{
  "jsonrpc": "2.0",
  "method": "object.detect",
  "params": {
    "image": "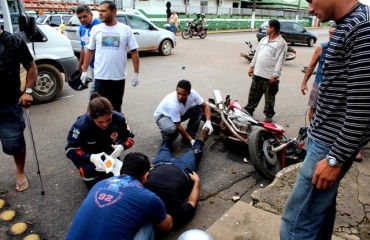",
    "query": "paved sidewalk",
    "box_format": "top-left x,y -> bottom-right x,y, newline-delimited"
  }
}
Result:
207,201 -> 344,240
206,148 -> 370,240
